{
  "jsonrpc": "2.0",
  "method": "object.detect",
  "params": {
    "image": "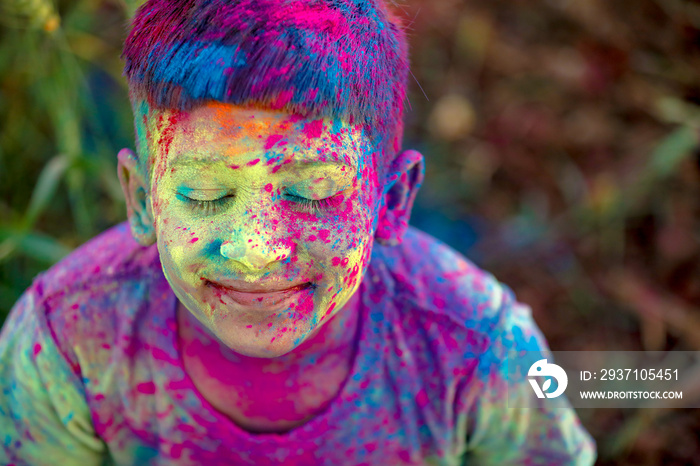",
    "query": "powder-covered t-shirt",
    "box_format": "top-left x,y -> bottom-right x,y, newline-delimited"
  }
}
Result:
0,222 -> 595,465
